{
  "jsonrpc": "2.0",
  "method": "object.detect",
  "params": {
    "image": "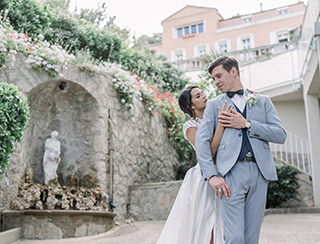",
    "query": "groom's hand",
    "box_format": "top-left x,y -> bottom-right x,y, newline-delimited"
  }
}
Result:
209,176 -> 231,200
218,109 -> 247,129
